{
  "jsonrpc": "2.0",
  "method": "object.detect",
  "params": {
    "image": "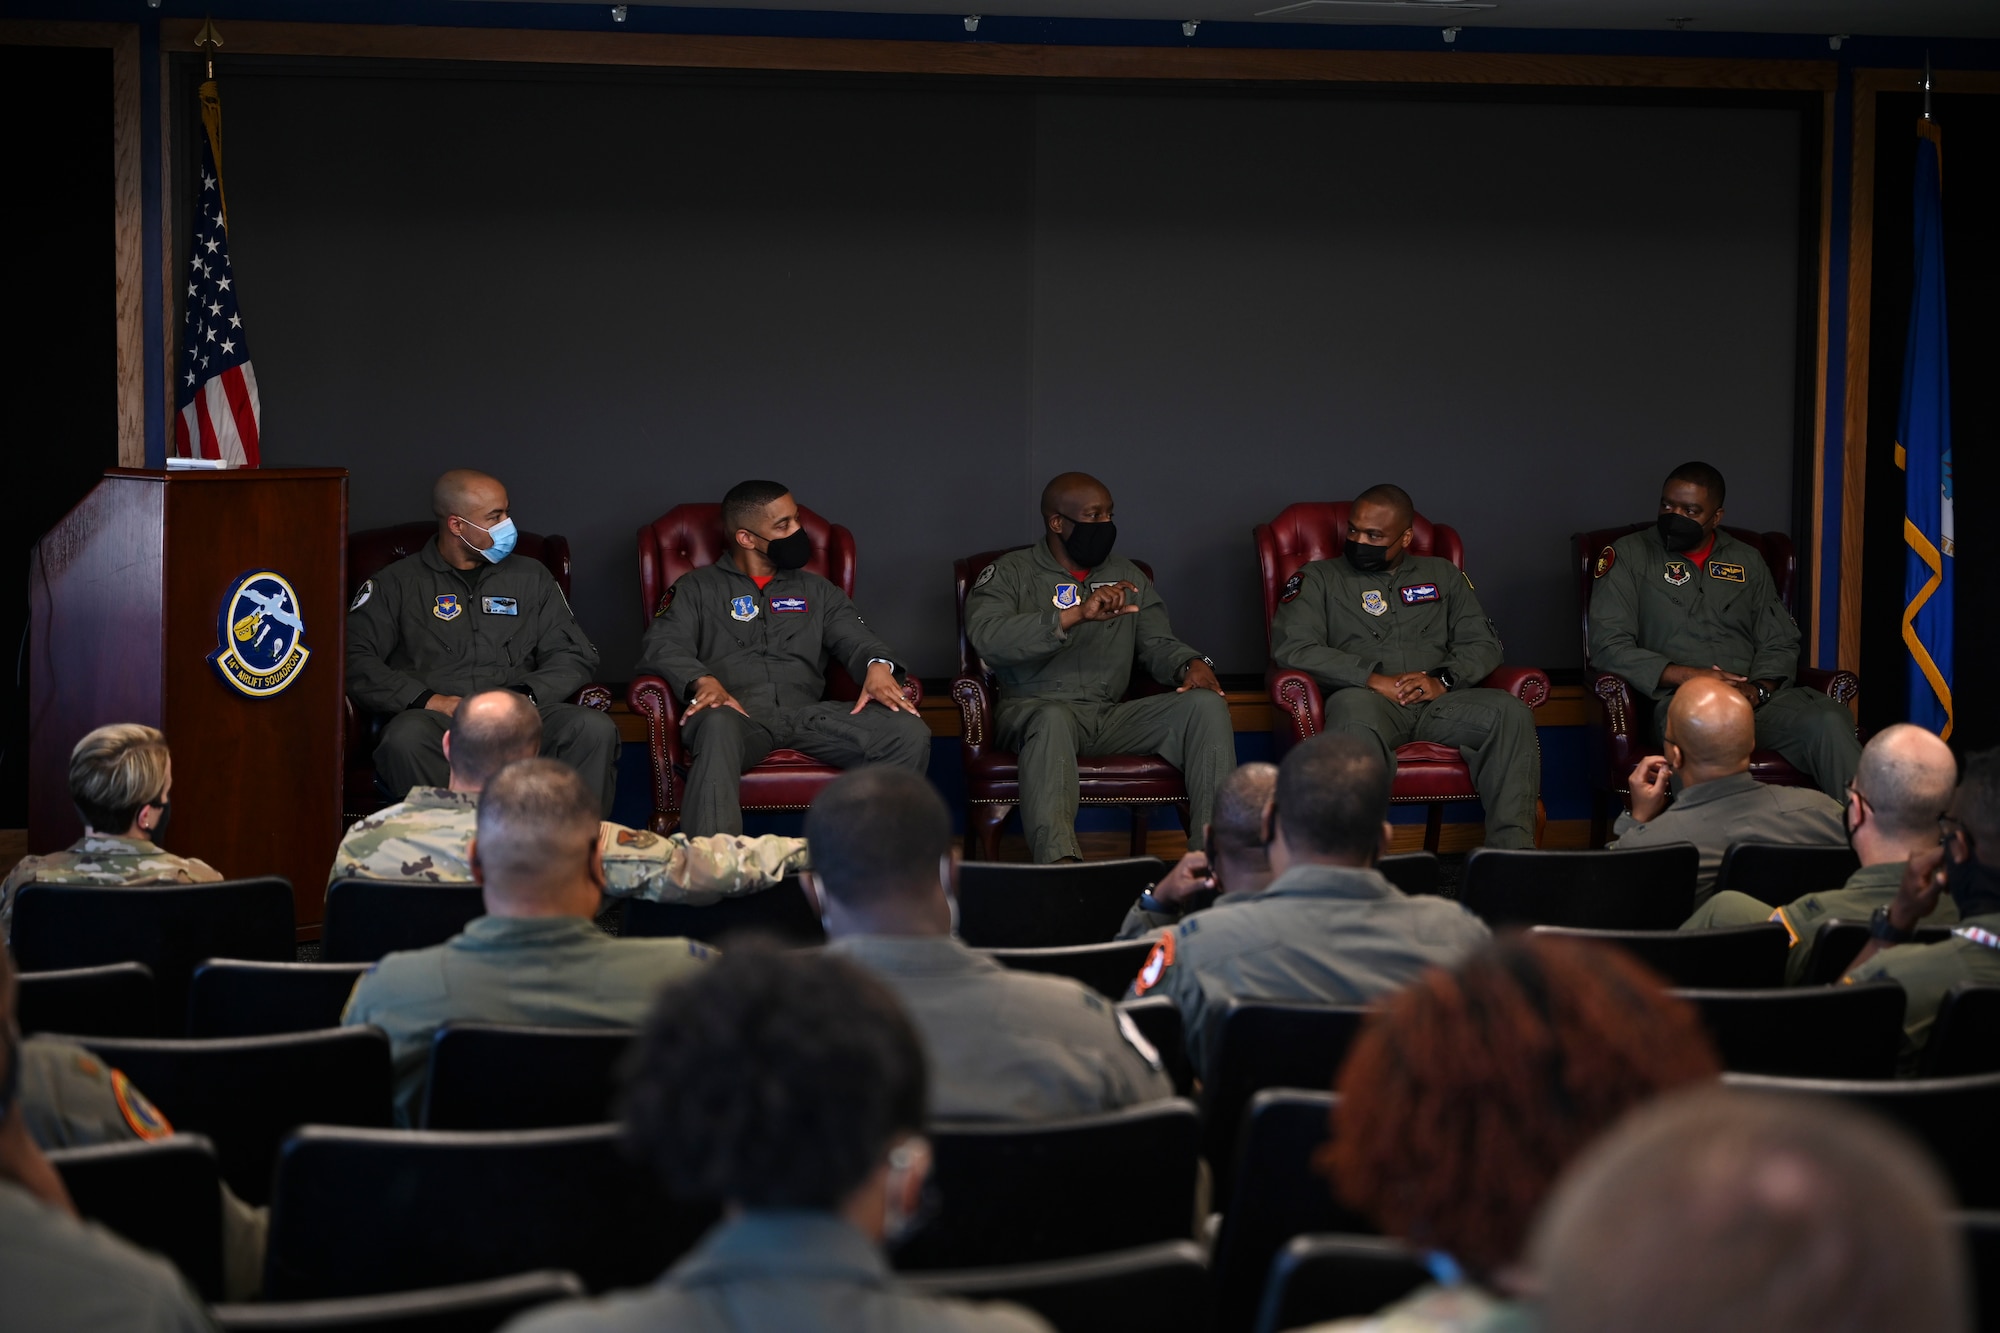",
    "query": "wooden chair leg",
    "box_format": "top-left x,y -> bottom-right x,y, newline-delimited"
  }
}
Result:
1533,799 -> 1547,849
1424,805 -> 1444,853
970,803 -> 1013,860
1130,807 -> 1151,857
